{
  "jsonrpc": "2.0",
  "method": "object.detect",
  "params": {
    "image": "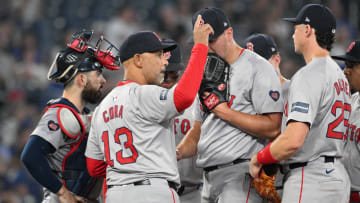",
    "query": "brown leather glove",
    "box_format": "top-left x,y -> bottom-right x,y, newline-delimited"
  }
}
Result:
253,166 -> 281,203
